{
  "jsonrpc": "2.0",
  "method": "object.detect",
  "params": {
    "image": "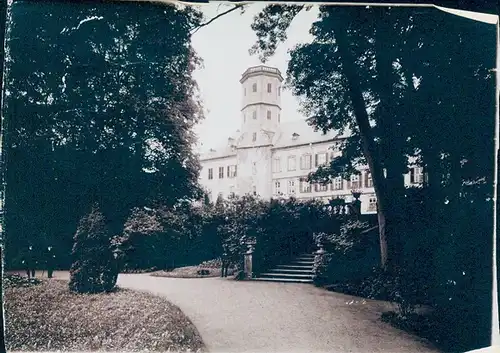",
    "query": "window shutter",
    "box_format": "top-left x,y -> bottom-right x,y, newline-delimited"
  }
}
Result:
410,168 -> 415,183
315,154 -> 319,167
